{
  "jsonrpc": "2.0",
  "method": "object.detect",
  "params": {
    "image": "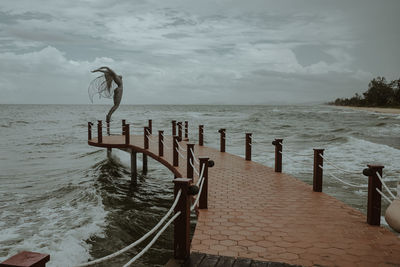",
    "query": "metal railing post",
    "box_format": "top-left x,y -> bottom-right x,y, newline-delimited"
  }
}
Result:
177,122 -> 183,141
173,136 -> 179,166
272,139 -> 283,172
363,165 -> 384,226
187,144 -> 195,180
172,120 -> 176,136
122,119 -> 126,135
173,178 -> 191,260
107,121 -> 110,136
199,125 -> 204,146
245,133 -> 252,161
313,149 -> 324,192
148,119 -> 152,134
158,130 -> 164,157
144,126 -> 149,149
219,129 -> 226,152
97,120 -> 103,143
124,124 -> 130,145
184,121 -> 189,140
199,157 -> 209,209
88,122 -> 93,141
